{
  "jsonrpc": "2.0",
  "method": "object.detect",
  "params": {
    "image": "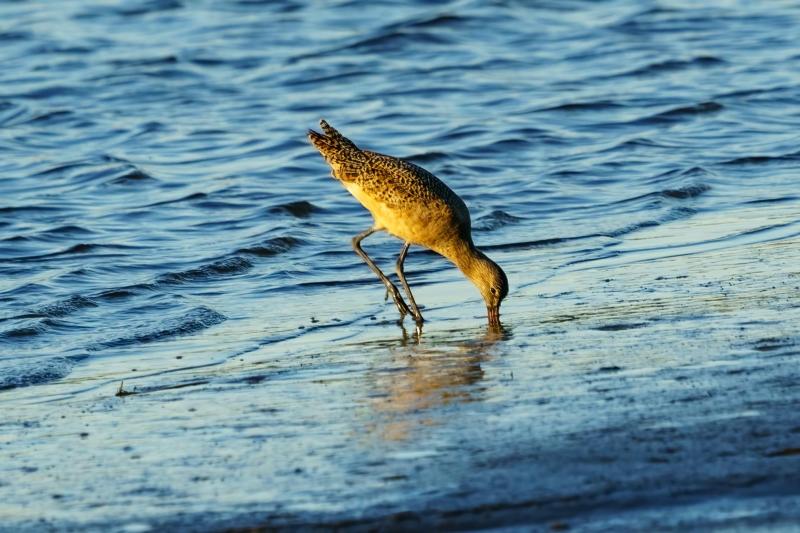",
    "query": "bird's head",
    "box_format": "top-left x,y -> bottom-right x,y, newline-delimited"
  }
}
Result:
465,250 -> 508,327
